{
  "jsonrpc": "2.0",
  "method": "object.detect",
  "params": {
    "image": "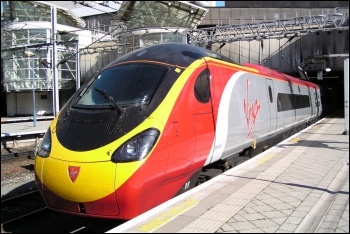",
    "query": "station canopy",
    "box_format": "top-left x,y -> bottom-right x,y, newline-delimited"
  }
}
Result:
113,1 -> 209,30
1,1 -> 85,28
